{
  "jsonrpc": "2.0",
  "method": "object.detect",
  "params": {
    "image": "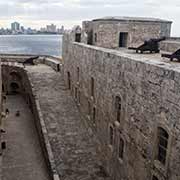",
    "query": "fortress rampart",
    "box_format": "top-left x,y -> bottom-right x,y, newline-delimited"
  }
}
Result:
62,17 -> 180,180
